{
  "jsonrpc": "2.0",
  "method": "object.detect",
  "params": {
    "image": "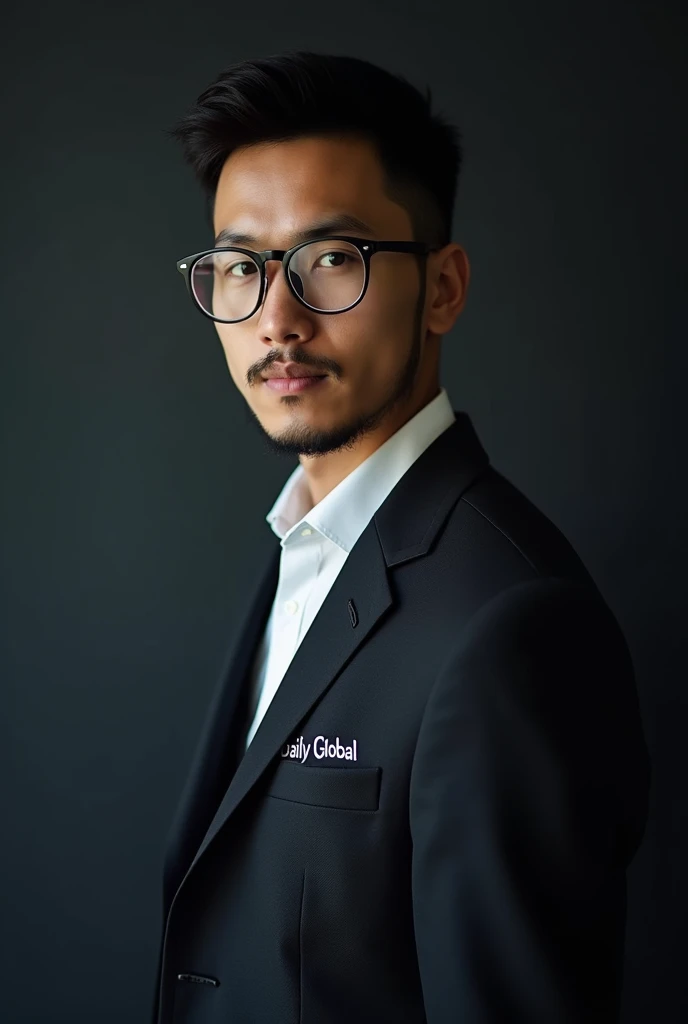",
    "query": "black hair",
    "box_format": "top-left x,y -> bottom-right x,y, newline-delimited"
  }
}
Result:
165,50 -> 463,249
